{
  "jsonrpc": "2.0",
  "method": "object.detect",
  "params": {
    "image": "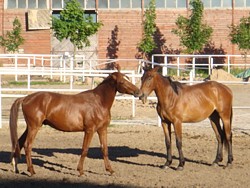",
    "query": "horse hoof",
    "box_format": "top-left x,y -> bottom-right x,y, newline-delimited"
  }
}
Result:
108,169 -> 115,175
161,165 -> 170,169
78,171 -> 84,177
176,166 -> 184,171
226,163 -> 233,169
211,162 -> 219,167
